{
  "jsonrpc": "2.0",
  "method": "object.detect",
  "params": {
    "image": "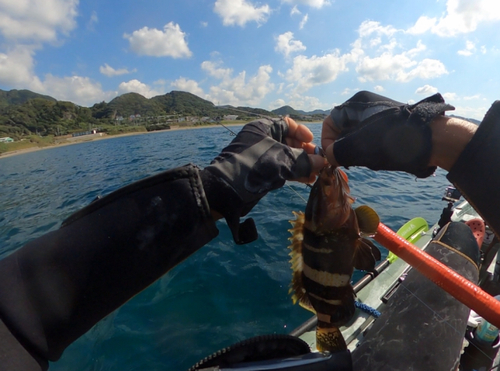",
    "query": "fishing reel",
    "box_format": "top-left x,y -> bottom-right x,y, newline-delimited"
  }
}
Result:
442,185 -> 462,203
